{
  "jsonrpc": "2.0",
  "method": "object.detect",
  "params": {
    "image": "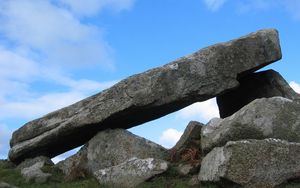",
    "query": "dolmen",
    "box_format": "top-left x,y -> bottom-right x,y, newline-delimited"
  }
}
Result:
10,28 -> 300,187
9,29 -> 281,163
